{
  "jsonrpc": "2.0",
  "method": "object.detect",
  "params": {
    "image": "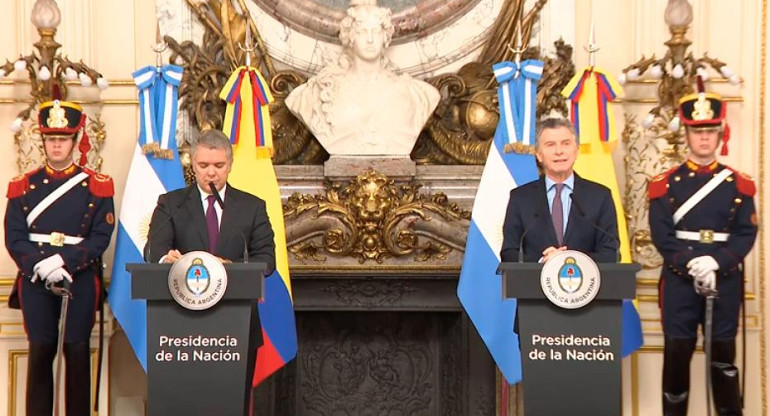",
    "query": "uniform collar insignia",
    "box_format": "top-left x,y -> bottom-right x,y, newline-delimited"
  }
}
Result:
44,162 -> 77,179
686,160 -> 718,174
